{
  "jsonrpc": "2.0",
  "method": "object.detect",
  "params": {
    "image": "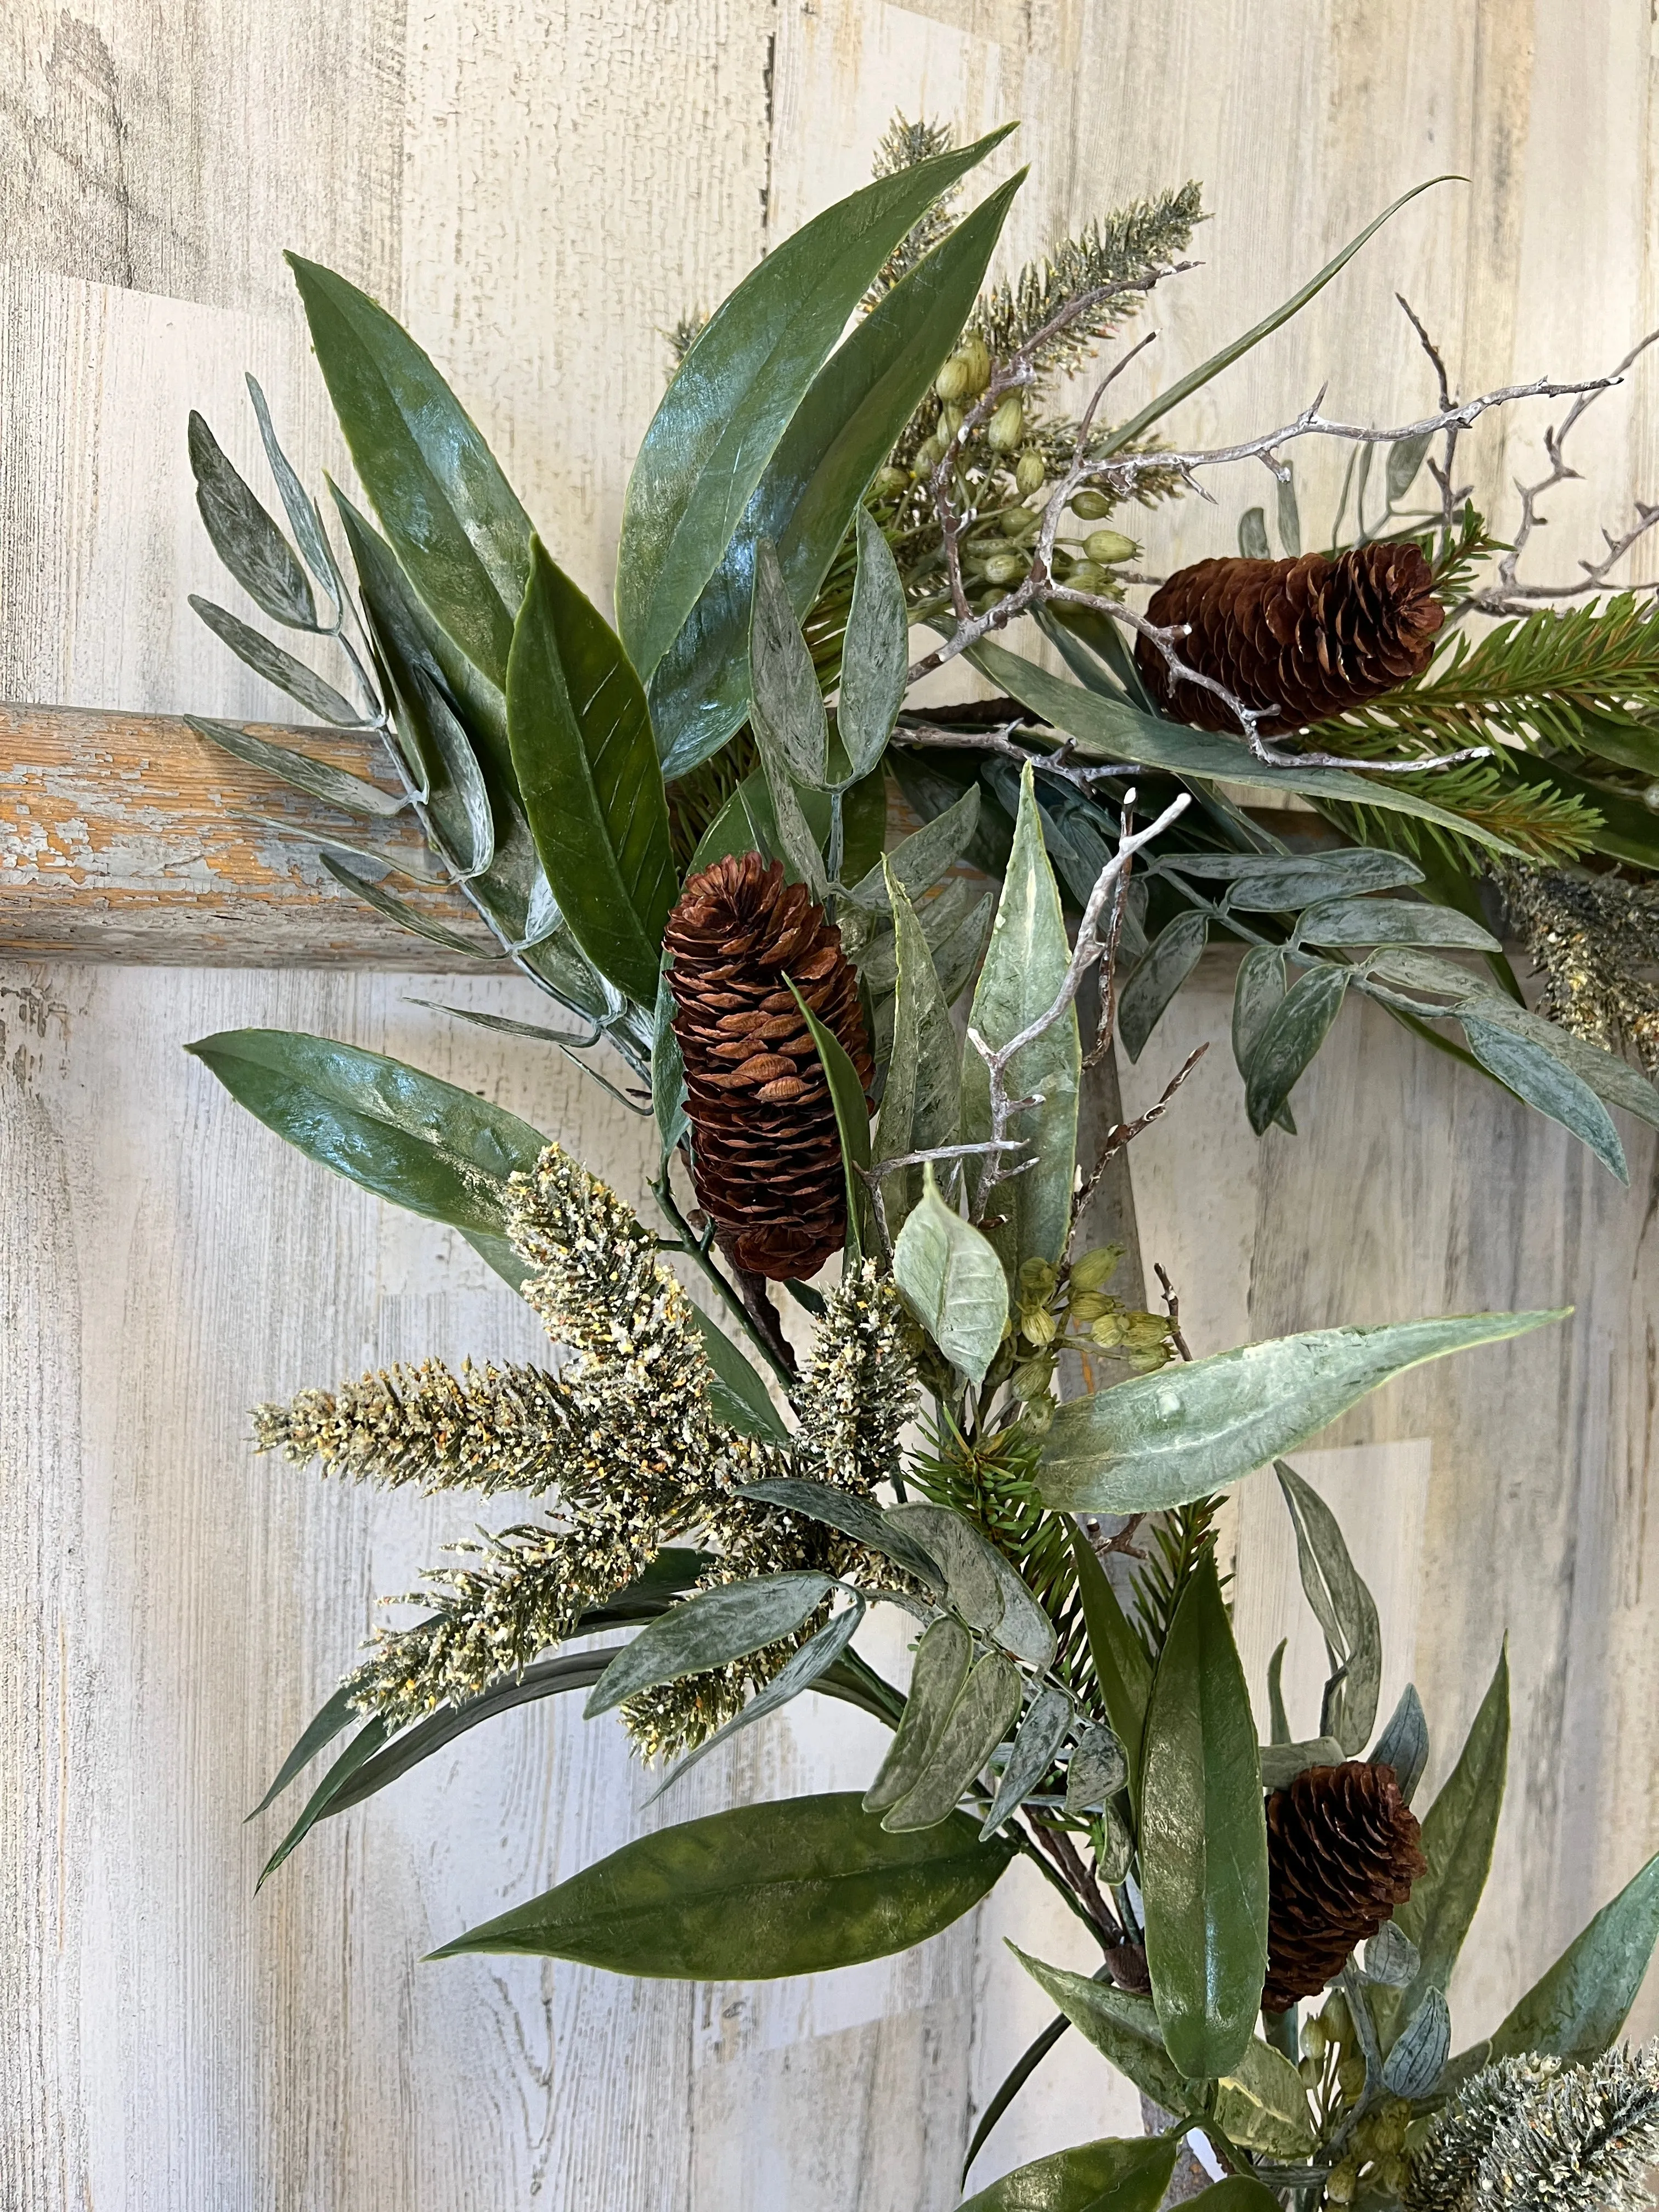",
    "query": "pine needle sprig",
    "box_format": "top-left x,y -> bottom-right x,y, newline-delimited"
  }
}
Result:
1407,2042 -> 1659,2212
1129,1497 -> 1223,1668
1314,754 -> 1604,871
